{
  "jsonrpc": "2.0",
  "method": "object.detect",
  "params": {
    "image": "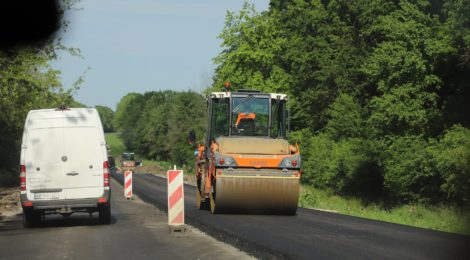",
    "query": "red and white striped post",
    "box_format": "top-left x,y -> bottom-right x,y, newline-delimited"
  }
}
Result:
124,170 -> 133,199
167,166 -> 186,233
